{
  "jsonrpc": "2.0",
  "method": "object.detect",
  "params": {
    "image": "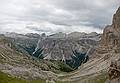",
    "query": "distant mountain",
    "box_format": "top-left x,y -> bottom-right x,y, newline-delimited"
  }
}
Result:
3,31 -> 101,69
4,32 -> 40,55
25,33 -> 41,38
49,32 -> 67,38
67,32 -> 87,38
34,32 -> 101,69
